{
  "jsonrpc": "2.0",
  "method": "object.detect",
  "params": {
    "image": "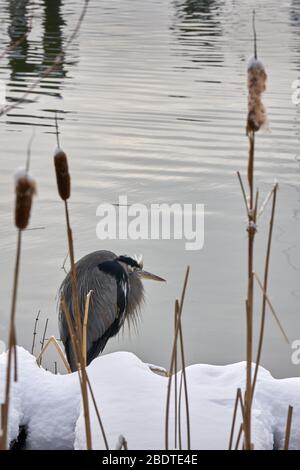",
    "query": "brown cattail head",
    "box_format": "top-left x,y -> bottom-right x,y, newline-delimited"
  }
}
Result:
54,147 -> 71,200
247,57 -> 268,135
15,168 -> 37,230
